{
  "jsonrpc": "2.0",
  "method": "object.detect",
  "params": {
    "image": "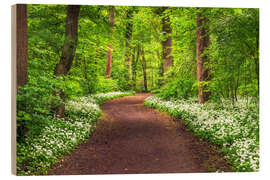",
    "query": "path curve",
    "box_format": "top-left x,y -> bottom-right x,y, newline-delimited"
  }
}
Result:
48,93 -> 231,175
